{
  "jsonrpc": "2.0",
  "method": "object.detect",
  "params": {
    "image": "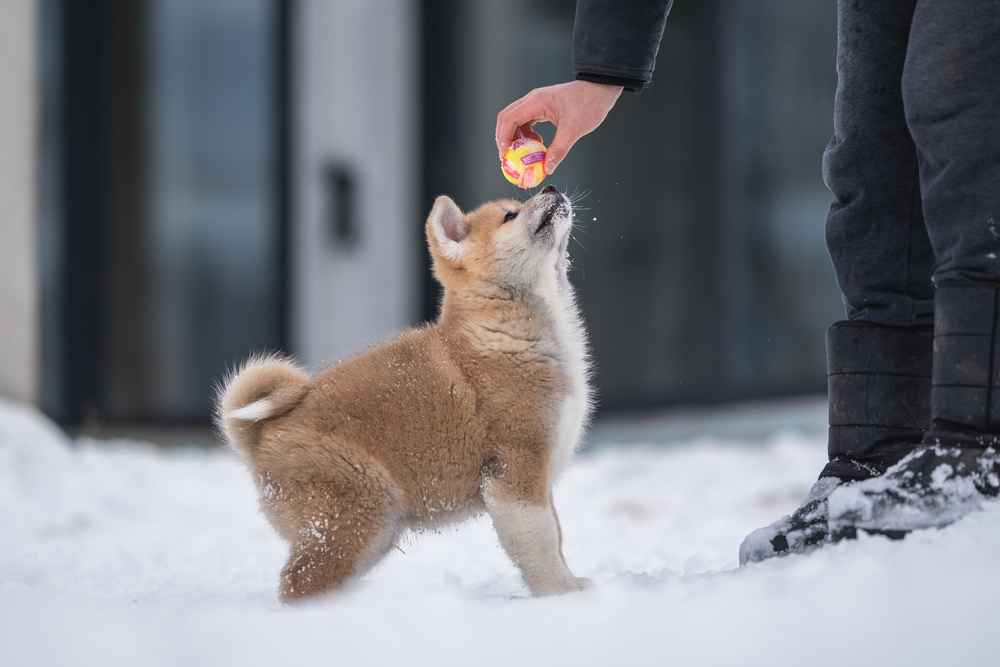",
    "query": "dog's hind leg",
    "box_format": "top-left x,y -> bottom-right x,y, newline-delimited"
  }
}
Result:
482,477 -> 588,596
278,483 -> 400,603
